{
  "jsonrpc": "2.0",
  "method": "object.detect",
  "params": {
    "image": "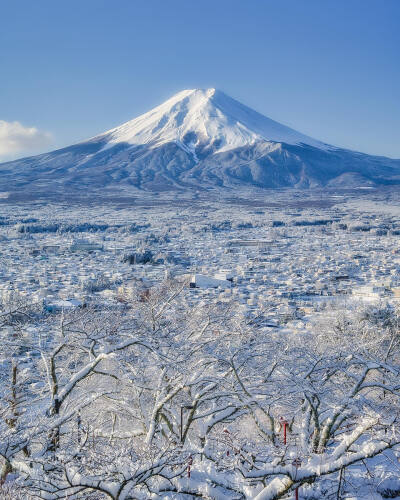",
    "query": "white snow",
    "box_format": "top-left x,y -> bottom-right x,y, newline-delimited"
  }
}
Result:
191,273 -> 232,289
93,88 -> 329,155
